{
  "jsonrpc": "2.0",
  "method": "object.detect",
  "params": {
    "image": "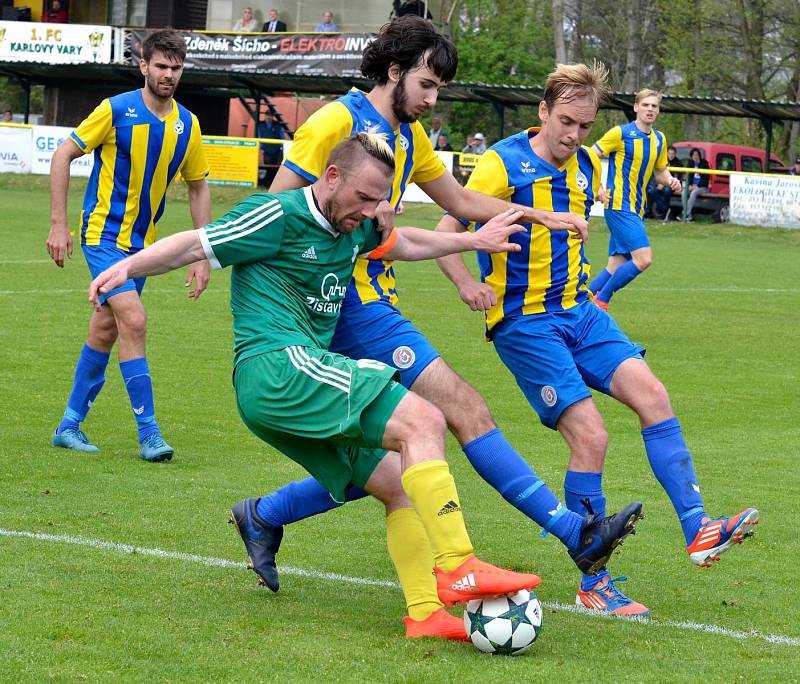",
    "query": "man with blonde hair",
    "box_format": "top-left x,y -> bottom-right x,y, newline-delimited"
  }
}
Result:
437,63 -> 757,617
589,88 -> 682,308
